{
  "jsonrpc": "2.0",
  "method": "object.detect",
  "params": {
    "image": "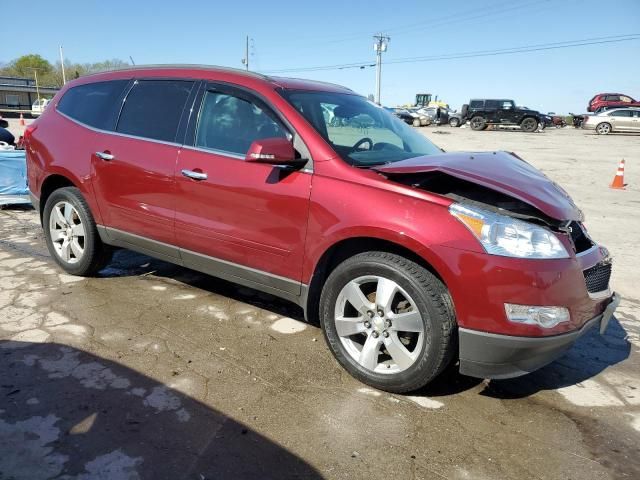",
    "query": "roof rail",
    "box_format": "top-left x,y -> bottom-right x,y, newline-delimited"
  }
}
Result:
81,64 -> 271,81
